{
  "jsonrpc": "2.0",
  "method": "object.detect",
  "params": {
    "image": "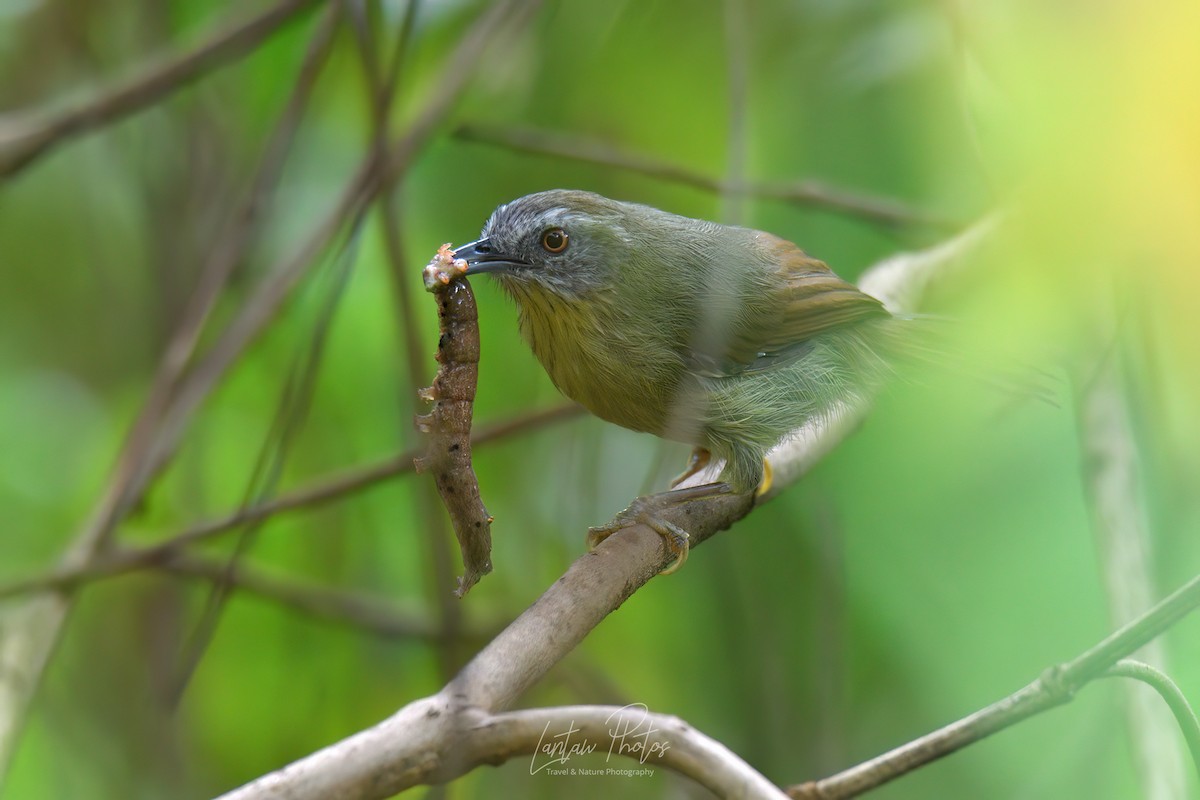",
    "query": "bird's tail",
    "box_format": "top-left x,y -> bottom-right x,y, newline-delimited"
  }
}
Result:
875,314 -> 1060,407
